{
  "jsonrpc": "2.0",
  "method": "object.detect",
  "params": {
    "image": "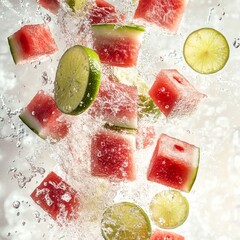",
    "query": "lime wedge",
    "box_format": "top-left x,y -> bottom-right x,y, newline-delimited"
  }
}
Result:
101,202 -> 152,240
183,28 -> 229,74
67,0 -> 86,11
149,190 -> 189,229
54,45 -> 101,115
